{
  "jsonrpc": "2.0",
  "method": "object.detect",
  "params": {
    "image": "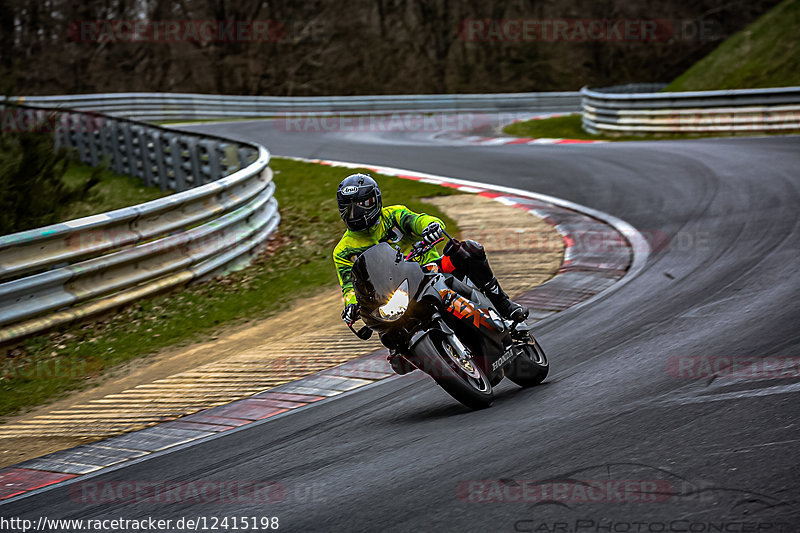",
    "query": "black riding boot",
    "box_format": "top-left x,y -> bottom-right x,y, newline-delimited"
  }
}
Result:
480,277 -> 529,323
